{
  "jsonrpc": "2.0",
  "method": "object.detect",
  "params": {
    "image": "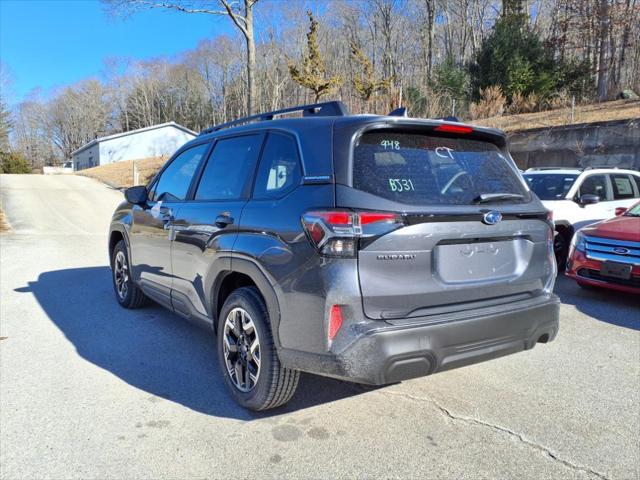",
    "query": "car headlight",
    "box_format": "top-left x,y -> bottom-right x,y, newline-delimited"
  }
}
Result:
570,231 -> 586,253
